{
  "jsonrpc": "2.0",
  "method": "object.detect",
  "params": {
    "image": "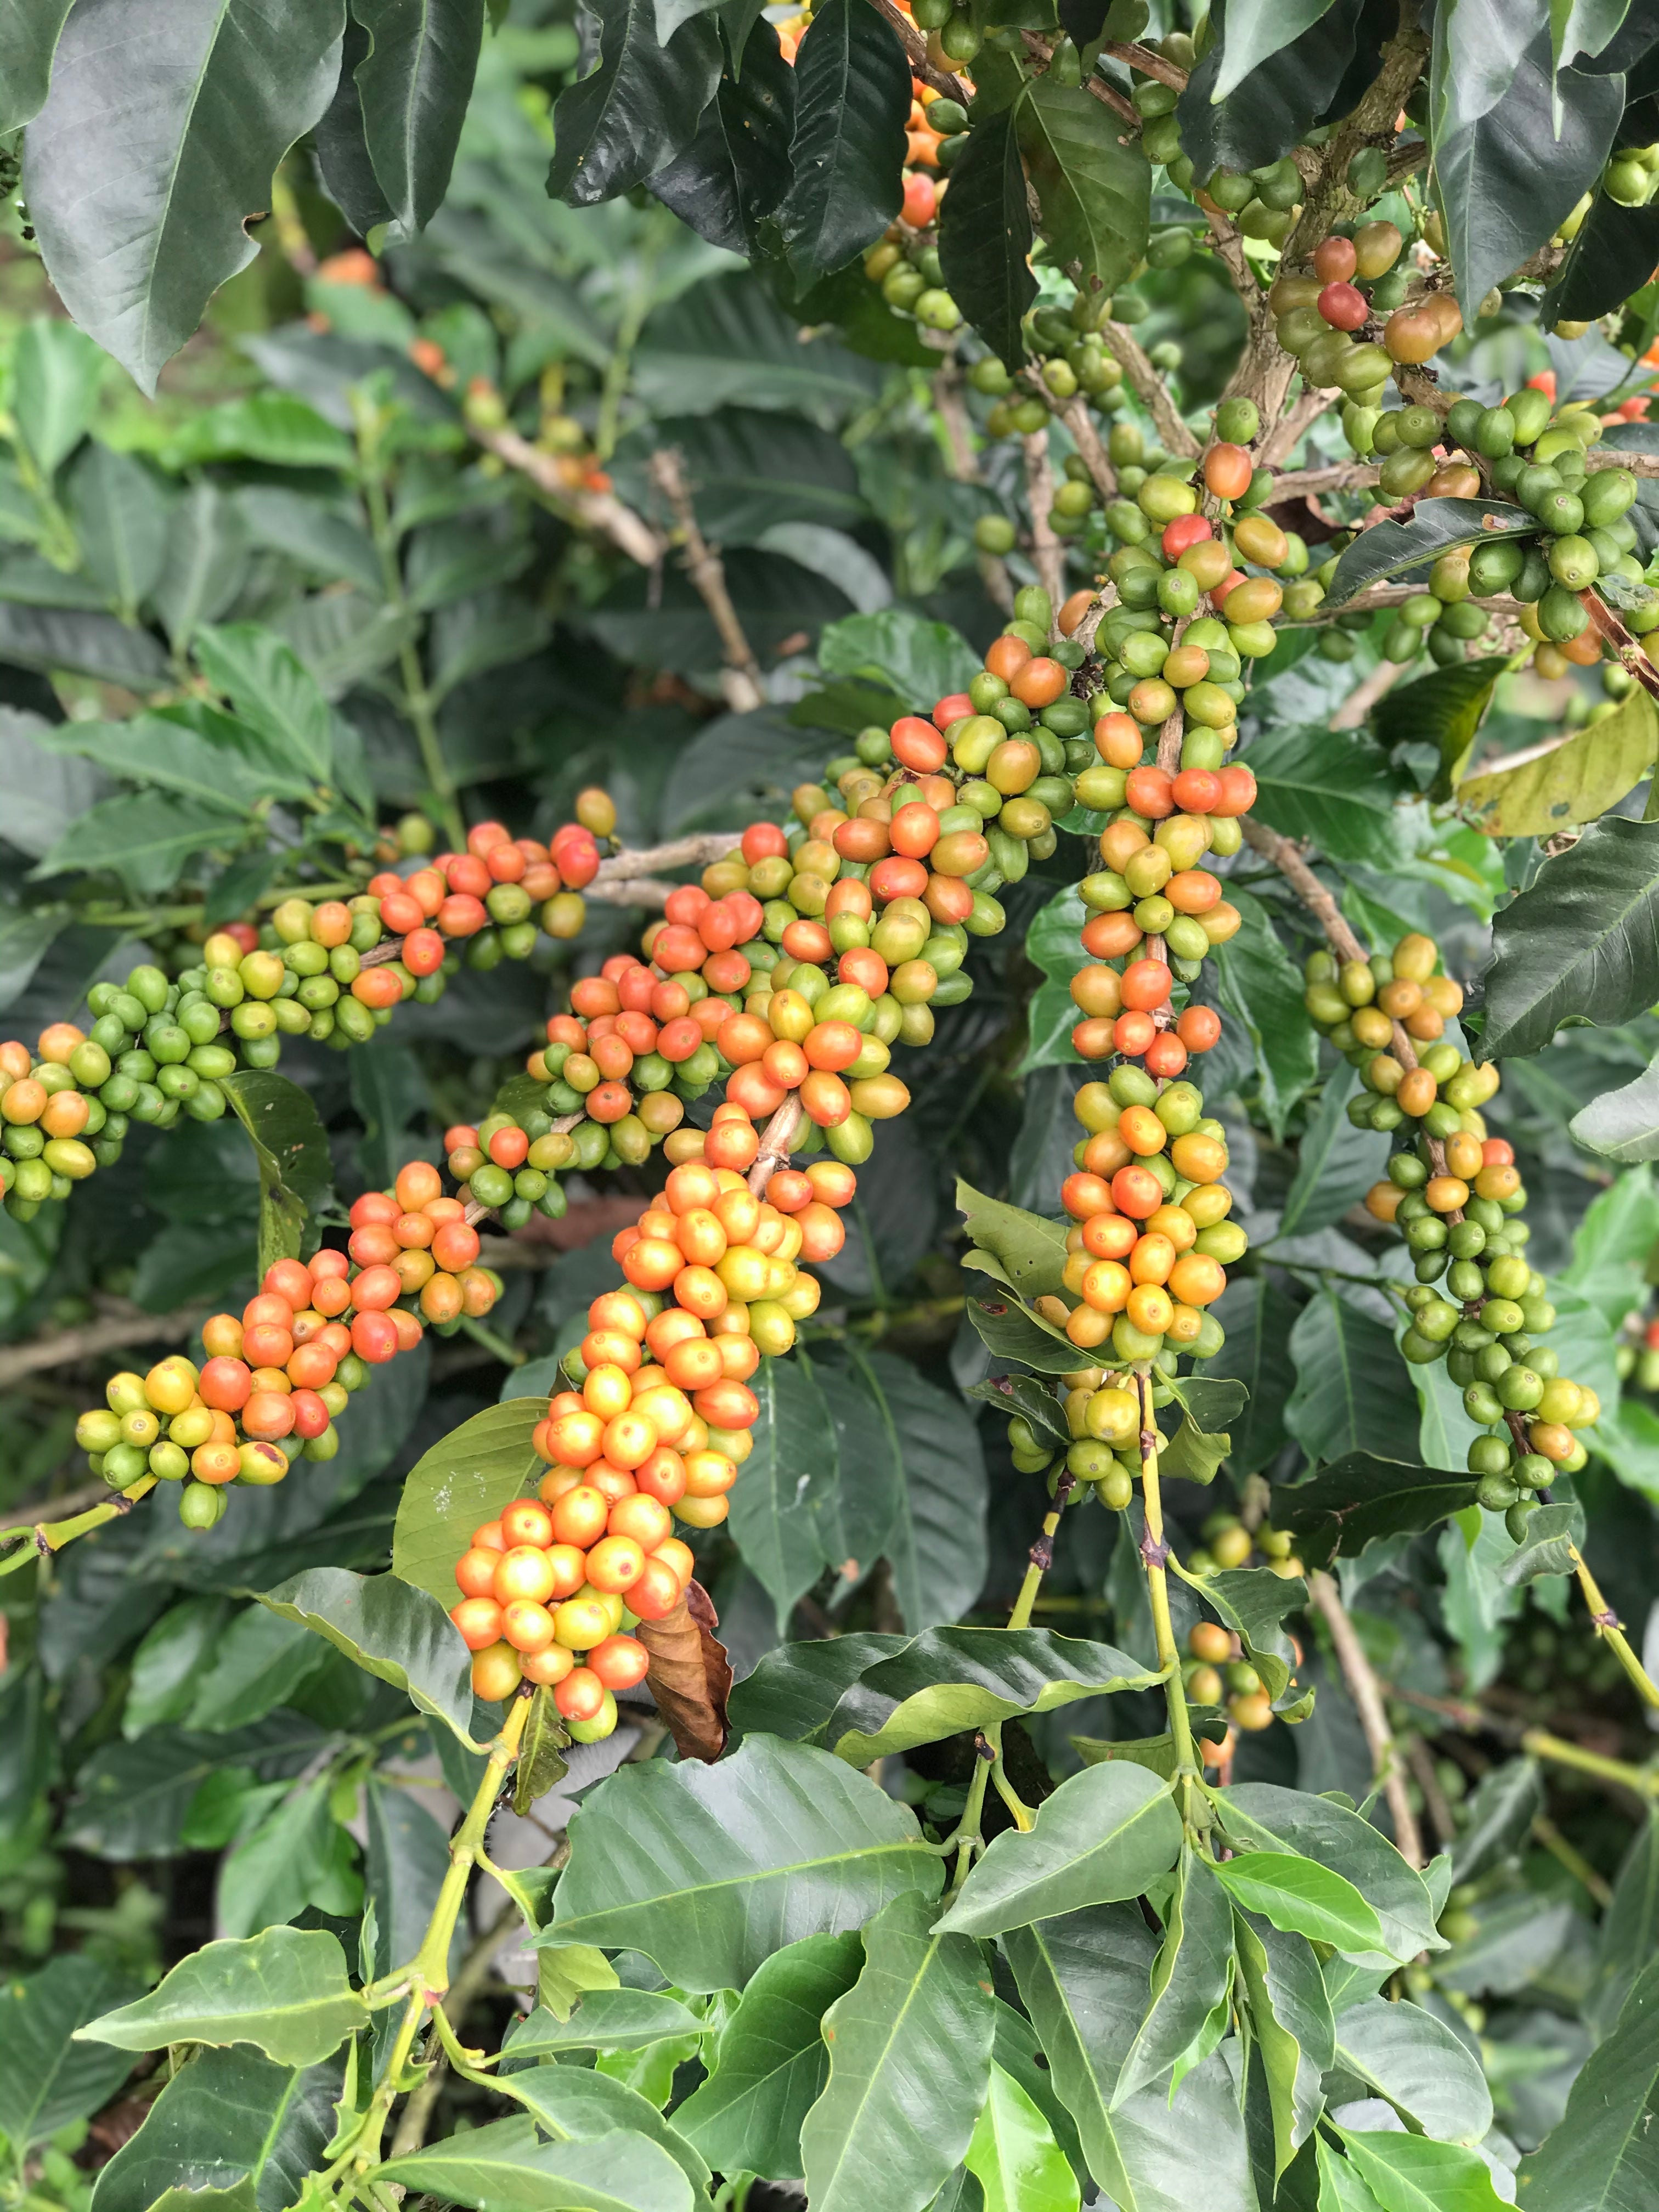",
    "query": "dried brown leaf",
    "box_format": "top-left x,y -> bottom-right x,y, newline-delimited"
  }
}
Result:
637,1580 -> 732,1763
